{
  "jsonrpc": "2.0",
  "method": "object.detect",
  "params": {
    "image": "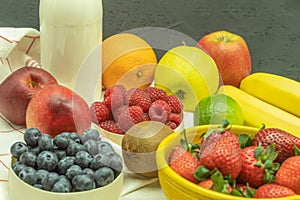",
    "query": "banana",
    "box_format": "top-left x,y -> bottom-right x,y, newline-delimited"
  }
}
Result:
240,72 -> 300,117
218,85 -> 300,138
